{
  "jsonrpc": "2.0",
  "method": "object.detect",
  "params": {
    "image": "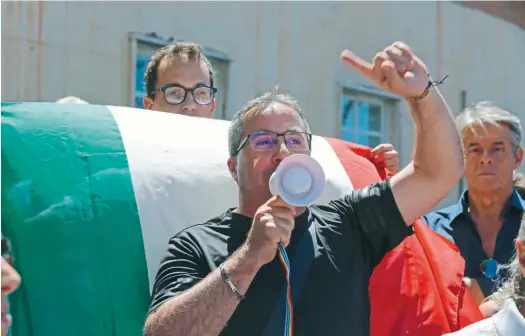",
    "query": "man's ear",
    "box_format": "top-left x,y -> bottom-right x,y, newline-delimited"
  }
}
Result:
207,99 -> 216,118
143,96 -> 154,110
514,147 -> 523,169
227,156 -> 238,183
